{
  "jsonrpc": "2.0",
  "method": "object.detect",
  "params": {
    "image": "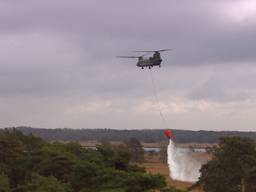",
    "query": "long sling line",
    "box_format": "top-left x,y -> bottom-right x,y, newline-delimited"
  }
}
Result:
149,69 -> 169,128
